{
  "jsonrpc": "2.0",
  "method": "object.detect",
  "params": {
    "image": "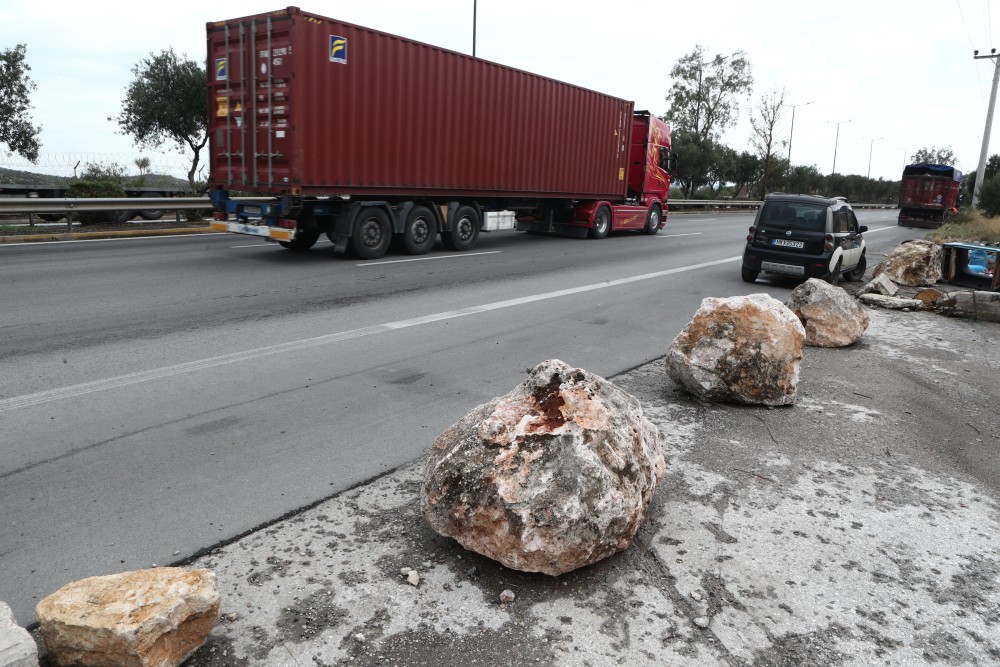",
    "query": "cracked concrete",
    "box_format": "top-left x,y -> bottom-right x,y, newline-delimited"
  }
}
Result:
33,307 -> 999,666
